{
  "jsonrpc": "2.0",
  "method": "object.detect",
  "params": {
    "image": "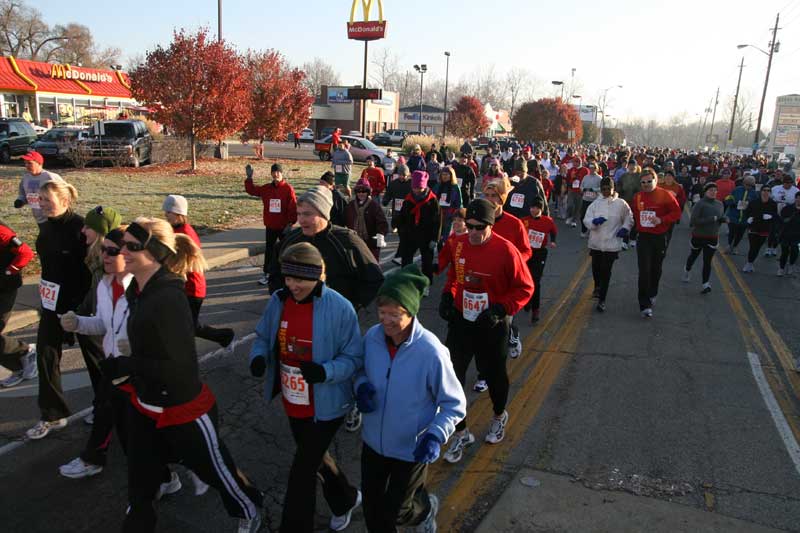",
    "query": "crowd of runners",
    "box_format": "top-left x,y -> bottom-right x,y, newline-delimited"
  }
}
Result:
0,141 -> 797,532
